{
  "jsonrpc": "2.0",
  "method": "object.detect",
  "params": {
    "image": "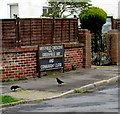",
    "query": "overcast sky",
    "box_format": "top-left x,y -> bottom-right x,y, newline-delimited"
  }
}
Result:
91,0 -> 120,18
